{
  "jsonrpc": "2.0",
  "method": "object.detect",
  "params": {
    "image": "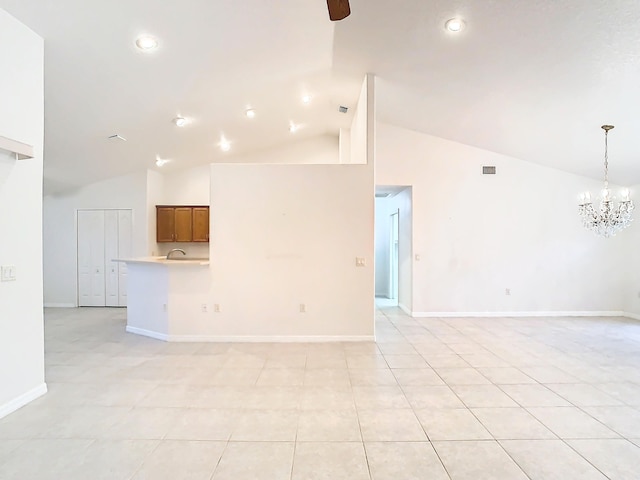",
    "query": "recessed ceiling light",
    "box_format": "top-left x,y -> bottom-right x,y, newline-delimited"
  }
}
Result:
246,108 -> 256,119
136,35 -> 159,51
302,95 -> 312,104
289,122 -> 299,133
173,117 -> 187,127
219,137 -> 231,152
155,156 -> 170,167
445,18 -> 465,32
